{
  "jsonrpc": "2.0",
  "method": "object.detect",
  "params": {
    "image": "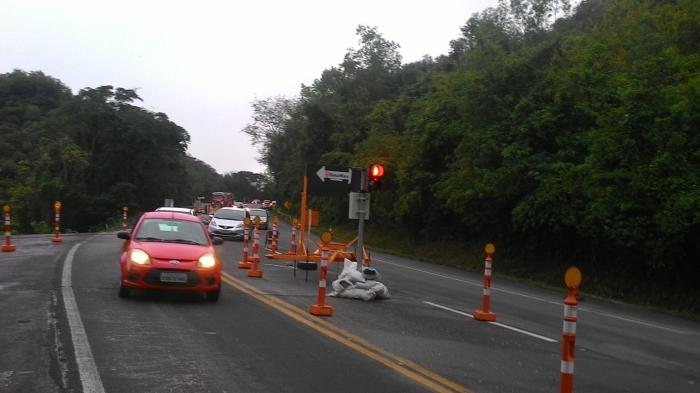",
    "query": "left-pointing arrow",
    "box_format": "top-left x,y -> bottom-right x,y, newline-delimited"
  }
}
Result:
316,166 -> 327,182
316,166 -> 352,184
